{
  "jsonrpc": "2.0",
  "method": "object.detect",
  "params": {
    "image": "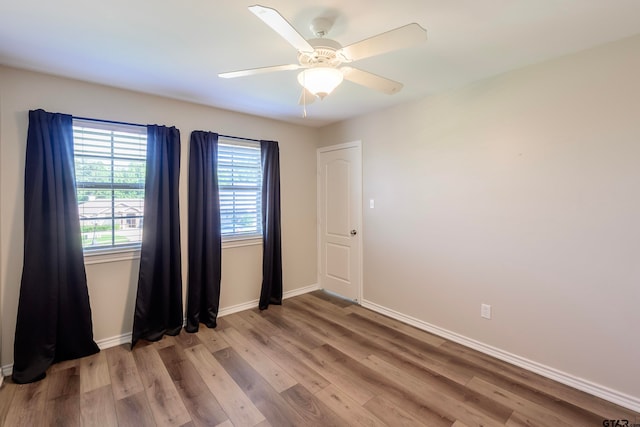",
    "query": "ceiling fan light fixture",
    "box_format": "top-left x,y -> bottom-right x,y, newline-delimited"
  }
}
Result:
297,67 -> 343,99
